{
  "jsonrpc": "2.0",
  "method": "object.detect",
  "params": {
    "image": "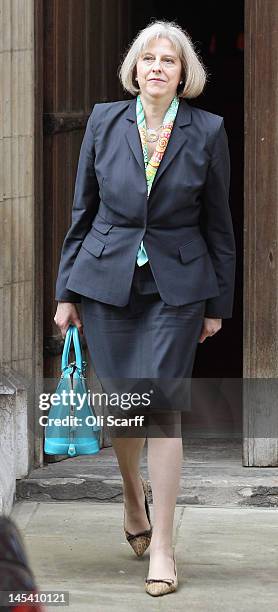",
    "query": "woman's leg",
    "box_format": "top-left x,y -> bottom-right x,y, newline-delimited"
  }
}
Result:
111,436 -> 151,534
147,414 -> 183,579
